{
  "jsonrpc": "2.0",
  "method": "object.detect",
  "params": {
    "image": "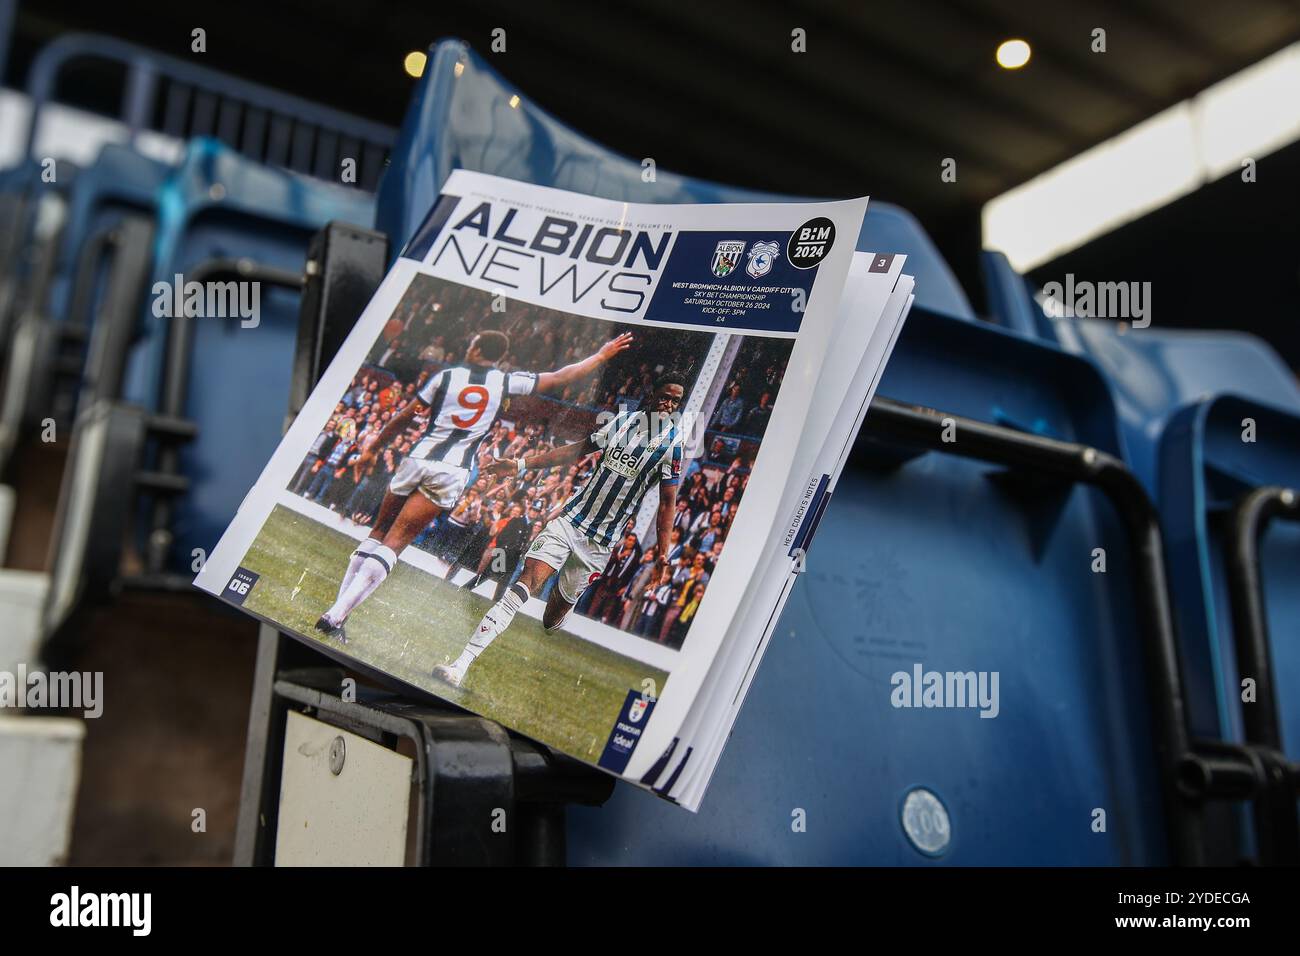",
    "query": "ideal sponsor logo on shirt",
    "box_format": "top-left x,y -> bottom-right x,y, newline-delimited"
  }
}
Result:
603,445 -> 645,478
